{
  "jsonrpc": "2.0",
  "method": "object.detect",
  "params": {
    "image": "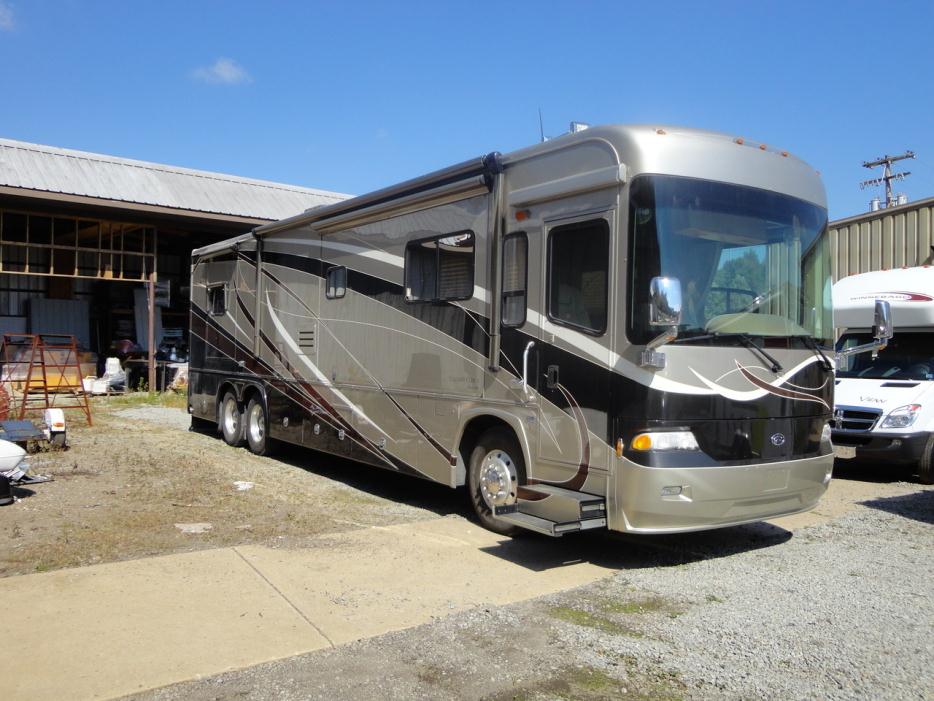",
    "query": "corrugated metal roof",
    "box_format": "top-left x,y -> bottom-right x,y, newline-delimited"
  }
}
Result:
0,138 -> 351,221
